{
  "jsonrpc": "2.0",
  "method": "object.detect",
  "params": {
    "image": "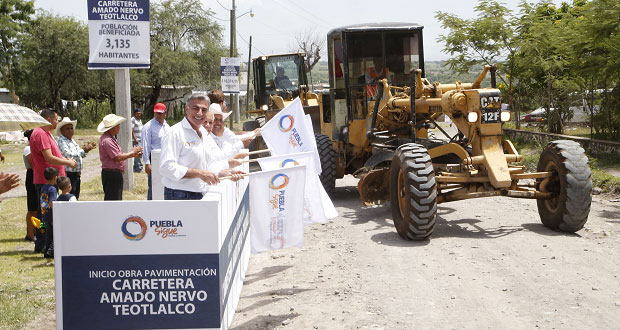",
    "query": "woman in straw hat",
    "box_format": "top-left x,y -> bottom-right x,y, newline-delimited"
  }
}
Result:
56,117 -> 96,200
97,114 -> 143,200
